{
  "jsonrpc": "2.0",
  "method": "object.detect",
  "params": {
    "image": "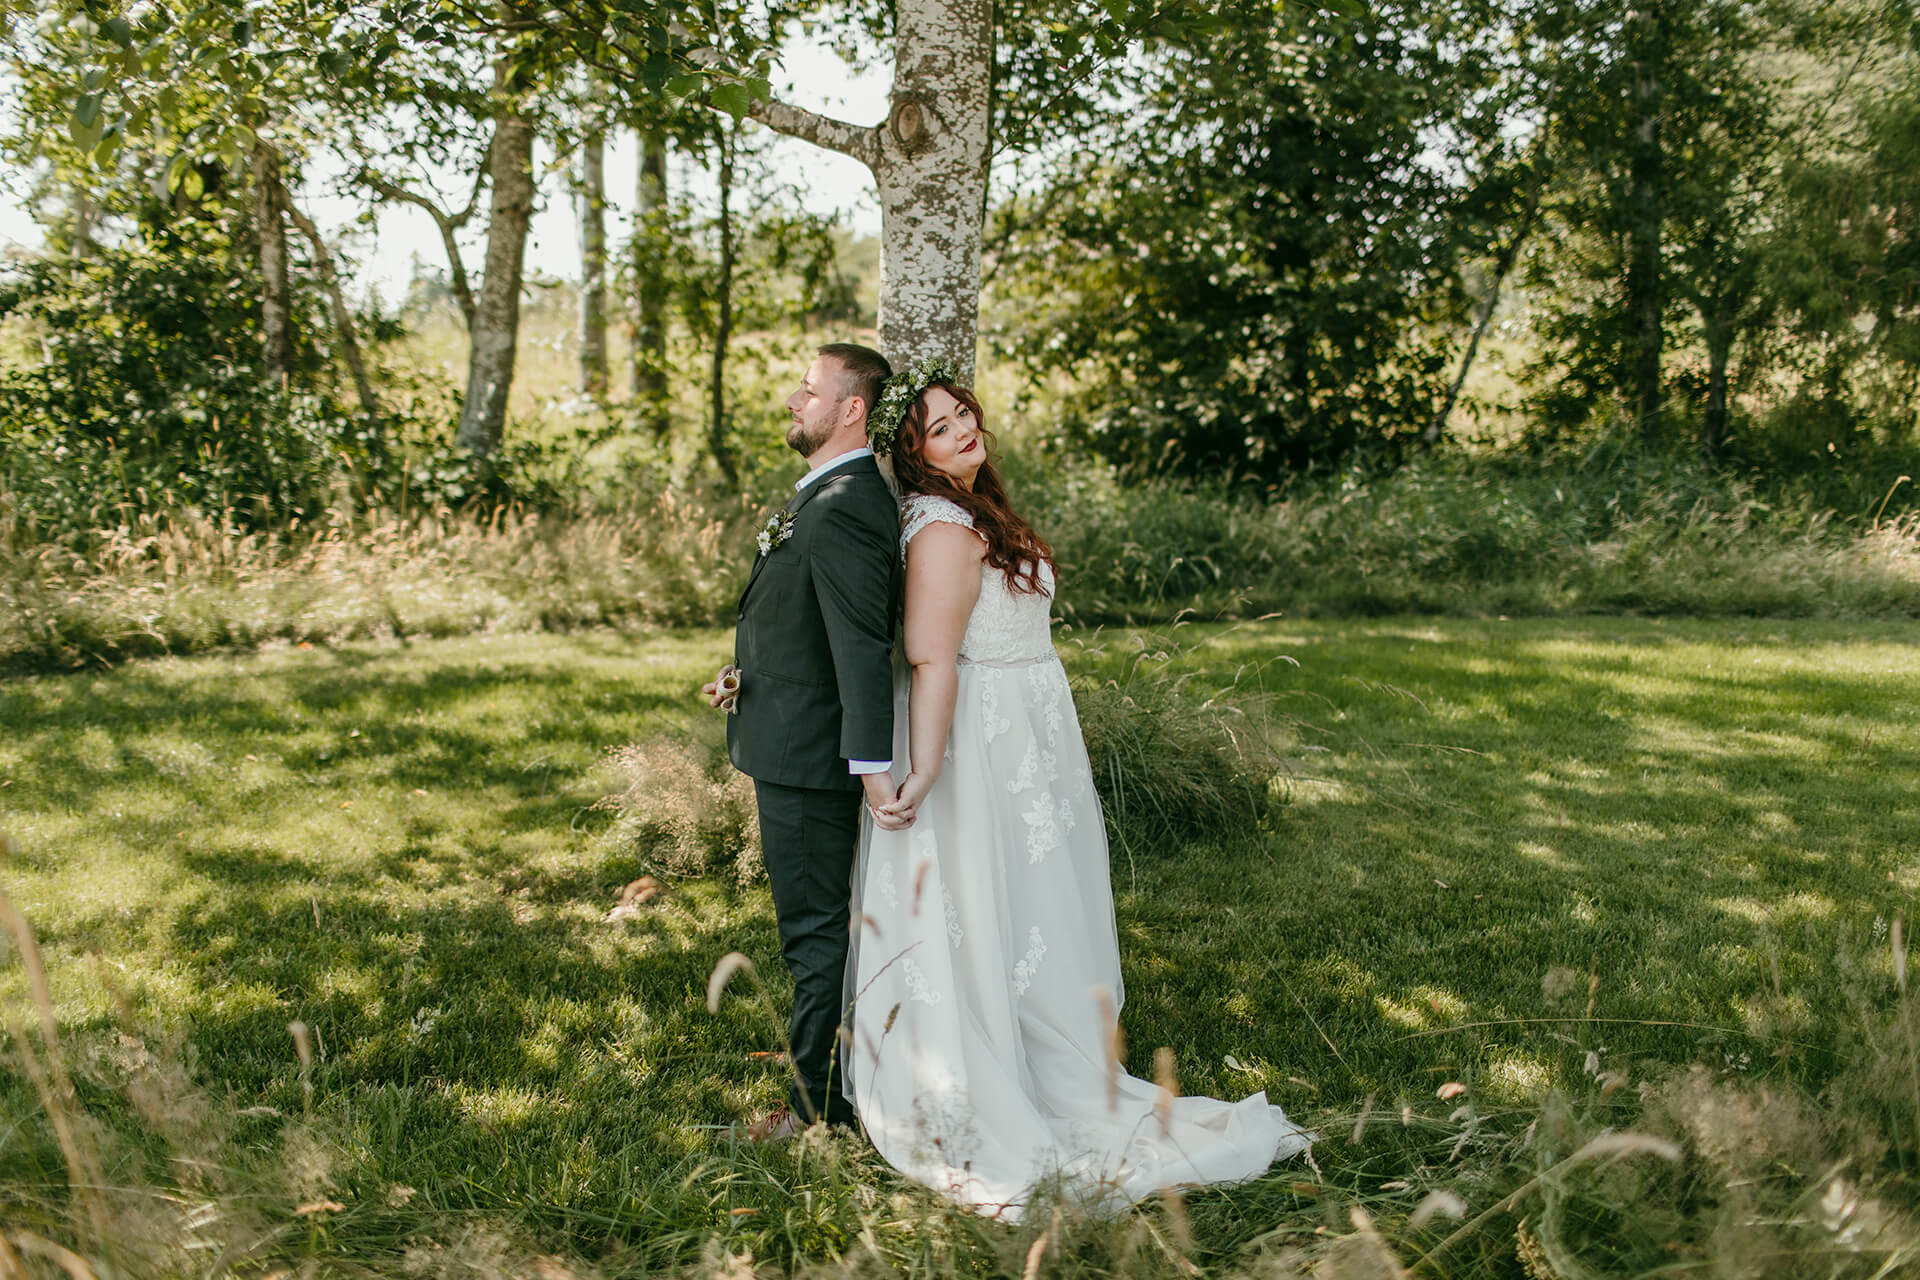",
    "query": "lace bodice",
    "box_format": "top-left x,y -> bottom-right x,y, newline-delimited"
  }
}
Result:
900,494 -> 1057,665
